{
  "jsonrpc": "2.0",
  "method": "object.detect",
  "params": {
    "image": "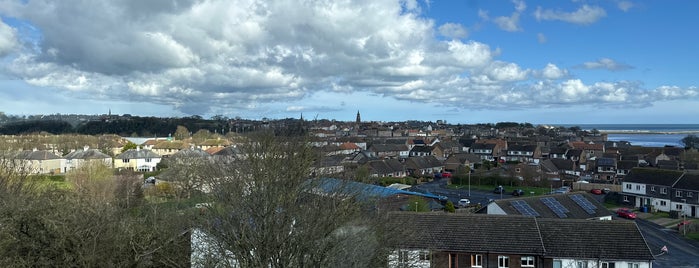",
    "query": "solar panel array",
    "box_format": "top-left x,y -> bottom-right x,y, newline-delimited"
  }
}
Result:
540,197 -> 569,218
511,200 -> 540,217
570,194 -> 597,215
